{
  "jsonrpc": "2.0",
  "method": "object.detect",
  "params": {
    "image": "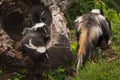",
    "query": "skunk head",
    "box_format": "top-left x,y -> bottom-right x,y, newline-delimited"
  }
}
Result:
91,9 -> 104,15
31,22 -> 50,39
